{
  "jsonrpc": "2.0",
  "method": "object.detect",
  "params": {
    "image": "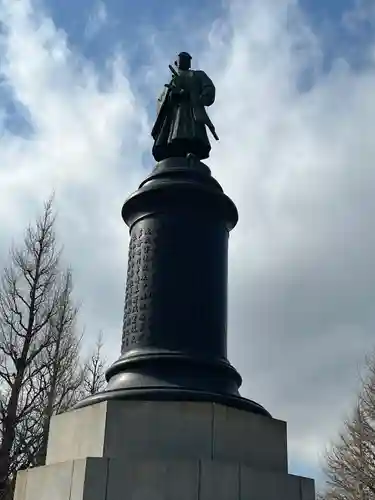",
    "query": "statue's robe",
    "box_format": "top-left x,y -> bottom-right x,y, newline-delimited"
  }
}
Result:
151,69 -> 216,161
